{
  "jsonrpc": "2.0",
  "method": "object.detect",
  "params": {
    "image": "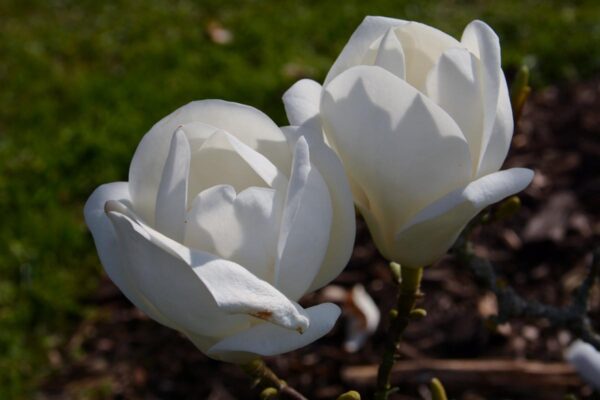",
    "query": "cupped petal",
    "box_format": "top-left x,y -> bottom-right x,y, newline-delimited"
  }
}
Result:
275,137 -> 333,301
321,65 -> 471,258
280,126 -> 356,291
393,168 -> 534,267
106,206 -> 310,335
393,21 -> 462,91
184,184 -> 282,283
461,20 -> 503,173
426,47 -> 484,174
374,28 -> 406,79
476,73 -> 514,178
325,16 -> 408,85
84,183 -> 176,329
129,100 -> 290,225
155,128 -> 190,242
283,79 -> 323,131
206,303 -> 341,363
188,130 -> 288,204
